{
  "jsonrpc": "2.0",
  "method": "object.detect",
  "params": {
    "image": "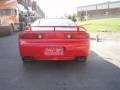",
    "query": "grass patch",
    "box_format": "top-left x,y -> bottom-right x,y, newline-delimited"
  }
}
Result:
76,18 -> 120,32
